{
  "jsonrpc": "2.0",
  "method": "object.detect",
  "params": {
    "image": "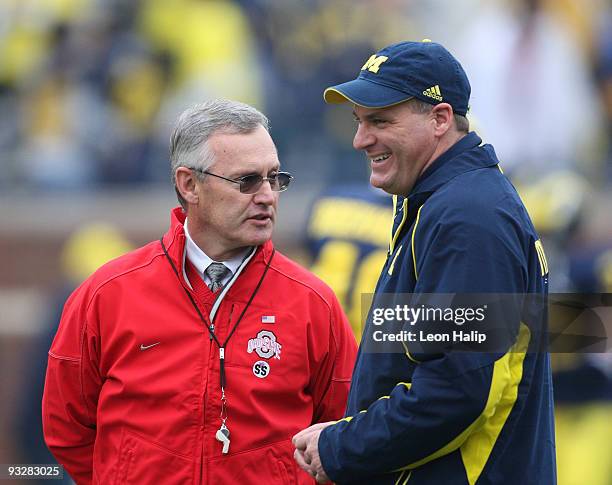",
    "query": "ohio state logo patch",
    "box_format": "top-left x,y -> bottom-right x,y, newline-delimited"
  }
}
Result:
247,330 -> 282,360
